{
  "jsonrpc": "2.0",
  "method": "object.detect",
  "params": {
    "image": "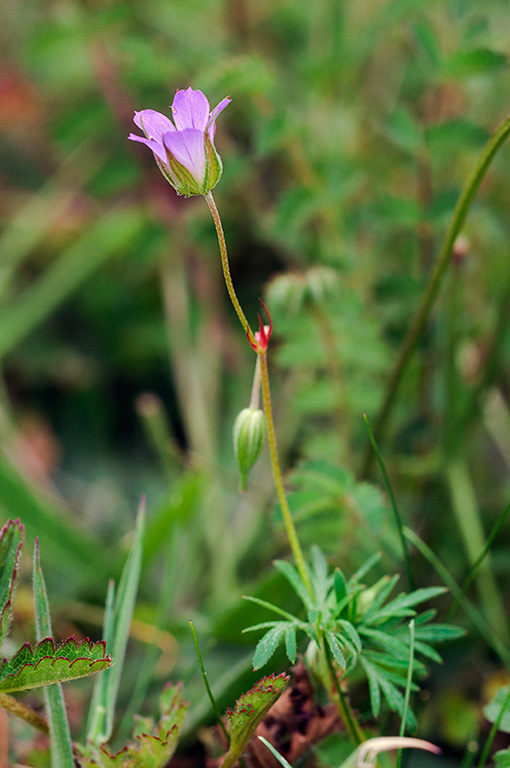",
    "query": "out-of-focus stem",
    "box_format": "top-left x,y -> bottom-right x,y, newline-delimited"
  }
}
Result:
361,114 -> 510,477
